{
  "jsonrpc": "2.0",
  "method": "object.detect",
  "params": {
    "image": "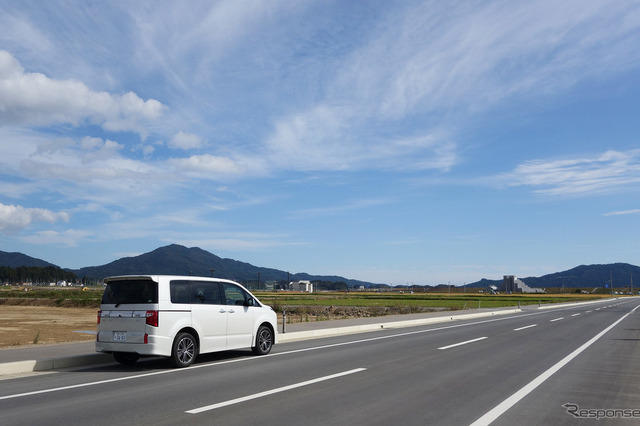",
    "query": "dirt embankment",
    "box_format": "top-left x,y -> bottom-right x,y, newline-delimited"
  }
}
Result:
0,305 -> 97,349
0,299 -> 448,349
